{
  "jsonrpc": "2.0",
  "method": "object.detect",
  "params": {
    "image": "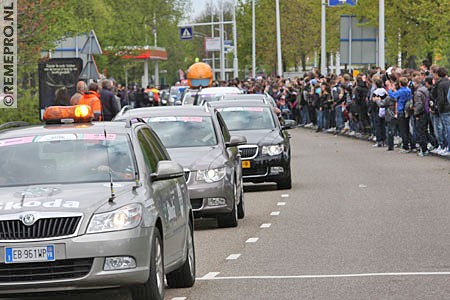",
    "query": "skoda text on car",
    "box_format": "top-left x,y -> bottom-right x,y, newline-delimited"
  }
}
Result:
210,101 -> 295,190
0,105 -> 195,300
115,106 -> 246,228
